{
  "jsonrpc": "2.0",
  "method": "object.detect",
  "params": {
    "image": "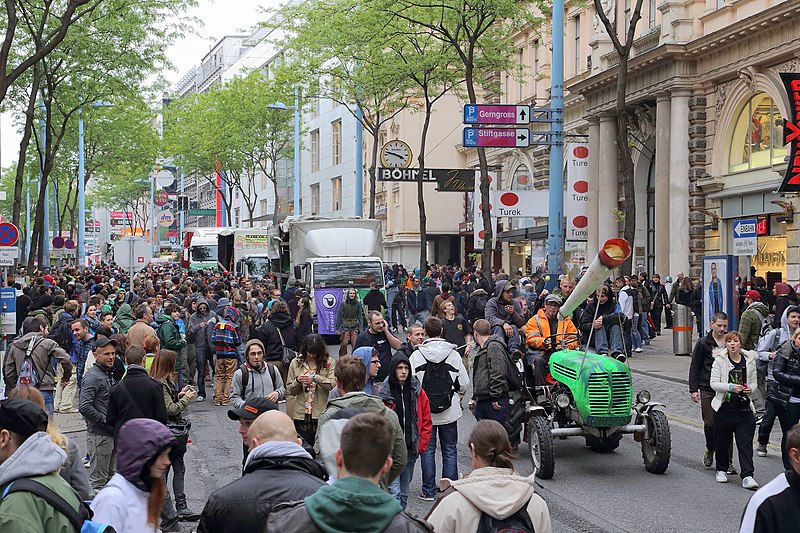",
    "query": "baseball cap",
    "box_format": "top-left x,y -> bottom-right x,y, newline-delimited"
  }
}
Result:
745,290 -> 761,301
545,294 -> 563,305
227,397 -> 280,421
93,337 -> 119,351
0,399 -> 48,440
